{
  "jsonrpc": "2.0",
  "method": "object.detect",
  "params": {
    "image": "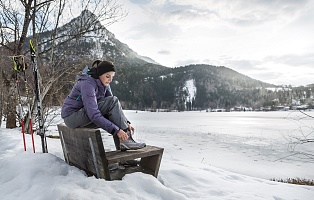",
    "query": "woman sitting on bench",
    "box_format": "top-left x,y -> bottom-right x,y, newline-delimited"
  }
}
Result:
61,60 -> 145,151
